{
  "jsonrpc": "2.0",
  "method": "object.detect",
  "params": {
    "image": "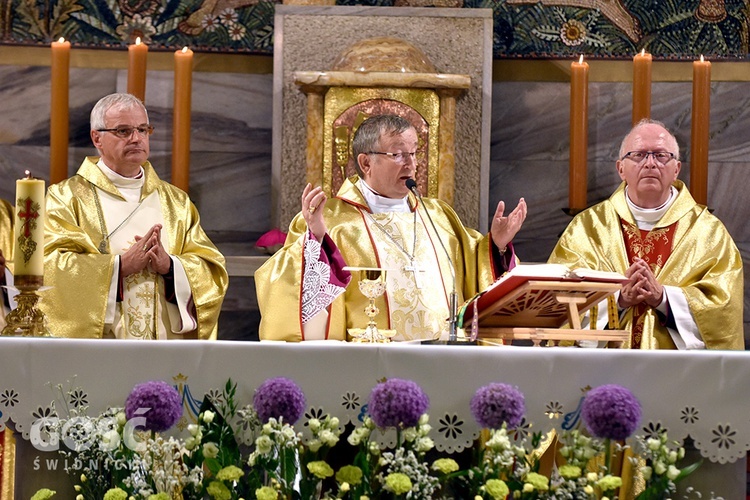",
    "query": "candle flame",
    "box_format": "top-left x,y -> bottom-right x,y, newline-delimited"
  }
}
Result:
24,170 -> 31,179
57,37 -> 65,43
135,37 -> 142,45
578,54 -> 584,64
640,48 -> 646,56
700,54 -> 705,63
182,46 -> 188,53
